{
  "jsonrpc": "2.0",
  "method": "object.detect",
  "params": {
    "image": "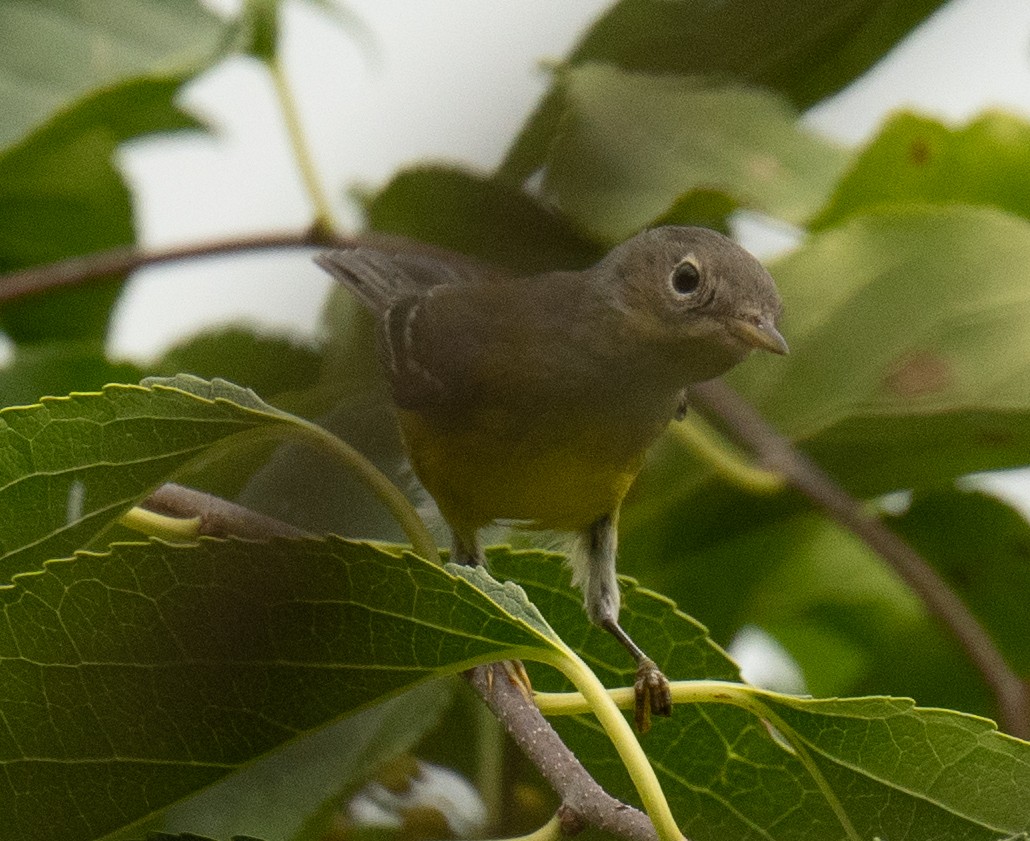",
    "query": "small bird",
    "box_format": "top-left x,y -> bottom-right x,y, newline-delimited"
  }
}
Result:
316,226 -> 786,730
